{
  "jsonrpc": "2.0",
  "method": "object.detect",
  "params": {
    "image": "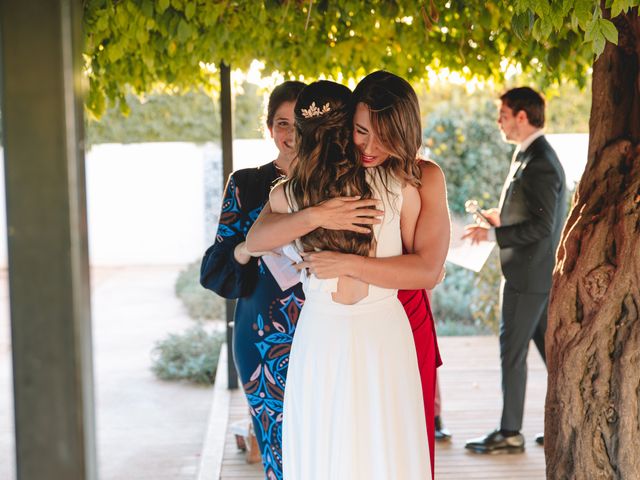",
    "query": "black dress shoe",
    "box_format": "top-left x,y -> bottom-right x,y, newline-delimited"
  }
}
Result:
434,416 -> 452,442
465,429 -> 525,454
535,433 -> 544,446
